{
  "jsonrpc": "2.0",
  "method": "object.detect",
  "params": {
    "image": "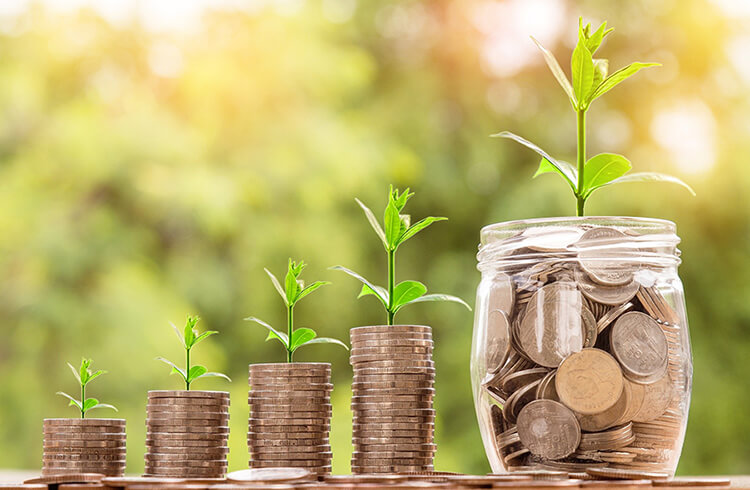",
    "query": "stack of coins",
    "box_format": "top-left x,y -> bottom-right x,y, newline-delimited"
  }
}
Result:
144,391 -> 230,478
42,418 -> 126,476
248,363 -> 332,475
350,325 -> 436,473
477,226 -> 689,474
